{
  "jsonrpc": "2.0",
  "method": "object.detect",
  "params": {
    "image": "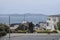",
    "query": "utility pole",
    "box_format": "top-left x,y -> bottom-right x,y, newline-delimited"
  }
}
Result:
9,16 -> 10,40
24,14 -> 25,30
24,14 -> 25,21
